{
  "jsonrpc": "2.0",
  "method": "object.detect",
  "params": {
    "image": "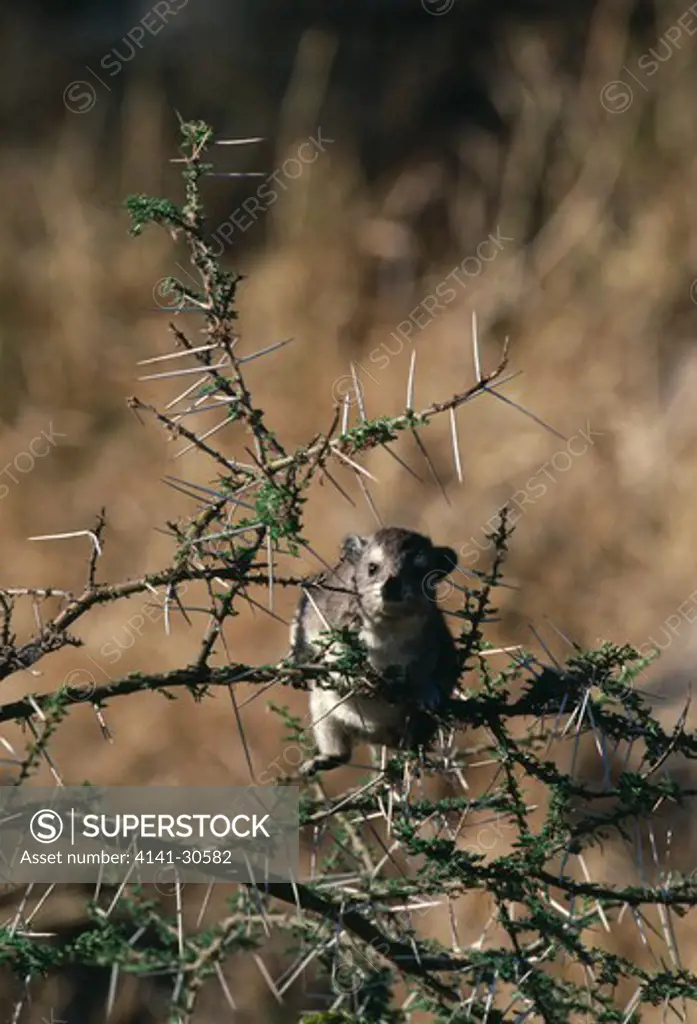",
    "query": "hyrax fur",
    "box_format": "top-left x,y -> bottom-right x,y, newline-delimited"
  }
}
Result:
290,527 -> 460,776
